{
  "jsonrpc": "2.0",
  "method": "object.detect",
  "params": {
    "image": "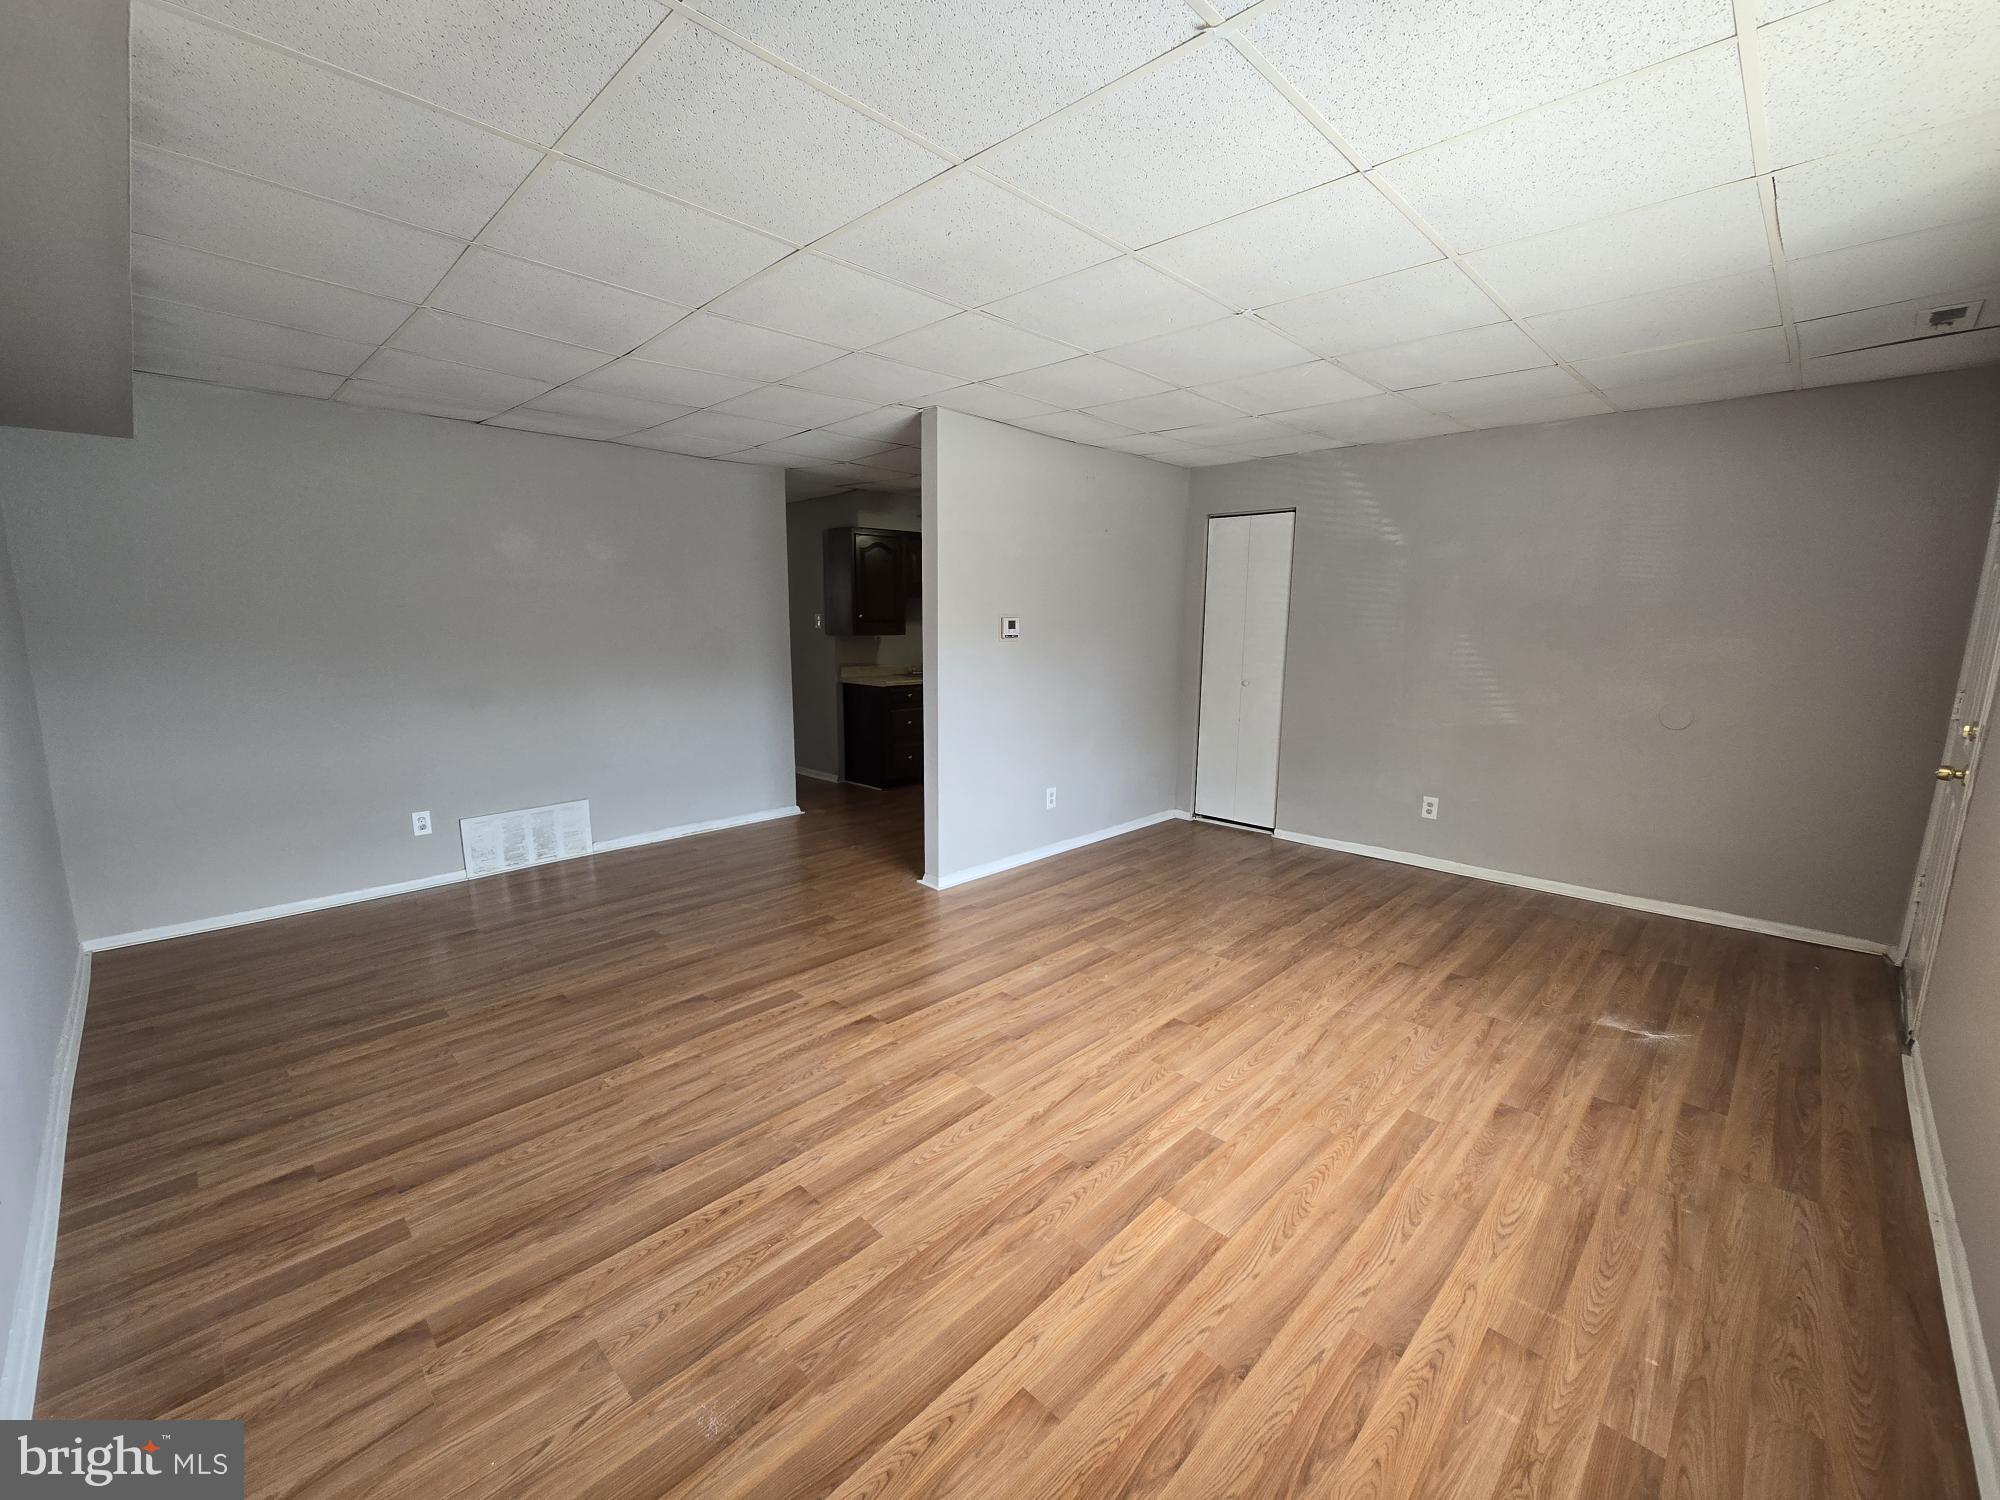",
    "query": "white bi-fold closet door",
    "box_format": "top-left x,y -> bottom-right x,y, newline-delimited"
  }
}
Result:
1195,510 -> 1295,829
